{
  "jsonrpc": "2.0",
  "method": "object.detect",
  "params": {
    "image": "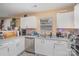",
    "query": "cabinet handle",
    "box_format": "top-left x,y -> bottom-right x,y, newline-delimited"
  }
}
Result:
8,48 -> 9,52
